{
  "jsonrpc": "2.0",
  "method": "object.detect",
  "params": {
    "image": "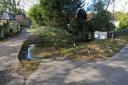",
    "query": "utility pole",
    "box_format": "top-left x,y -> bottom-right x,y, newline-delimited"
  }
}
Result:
112,0 -> 115,45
